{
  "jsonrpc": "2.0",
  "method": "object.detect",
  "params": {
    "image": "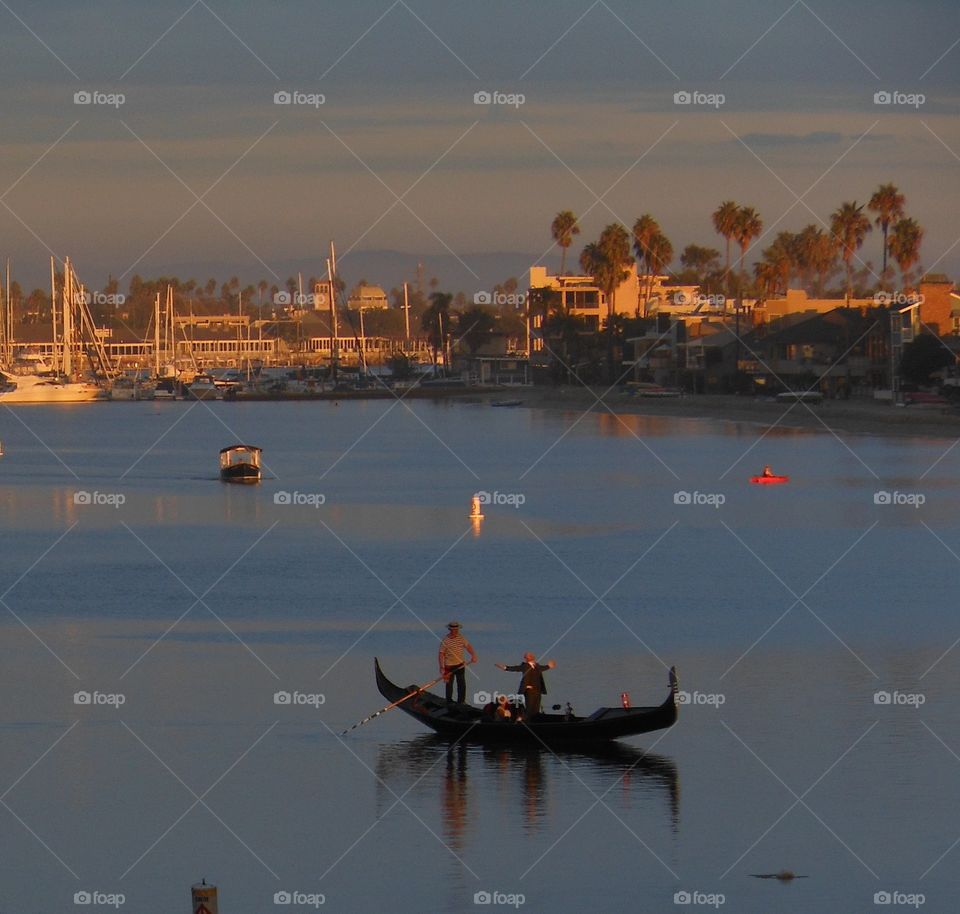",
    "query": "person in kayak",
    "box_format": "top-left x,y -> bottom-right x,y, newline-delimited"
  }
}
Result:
762,465 -> 774,477
495,652 -> 556,717
439,621 -> 477,704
